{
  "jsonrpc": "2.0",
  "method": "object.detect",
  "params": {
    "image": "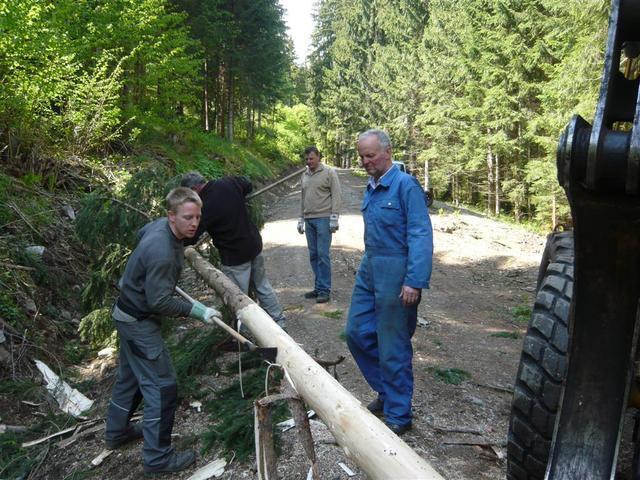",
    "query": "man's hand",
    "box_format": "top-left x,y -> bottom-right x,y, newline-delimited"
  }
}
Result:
297,218 -> 305,234
189,301 -> 222,324
329,214 -> 339,233
399,286 -> 421,307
